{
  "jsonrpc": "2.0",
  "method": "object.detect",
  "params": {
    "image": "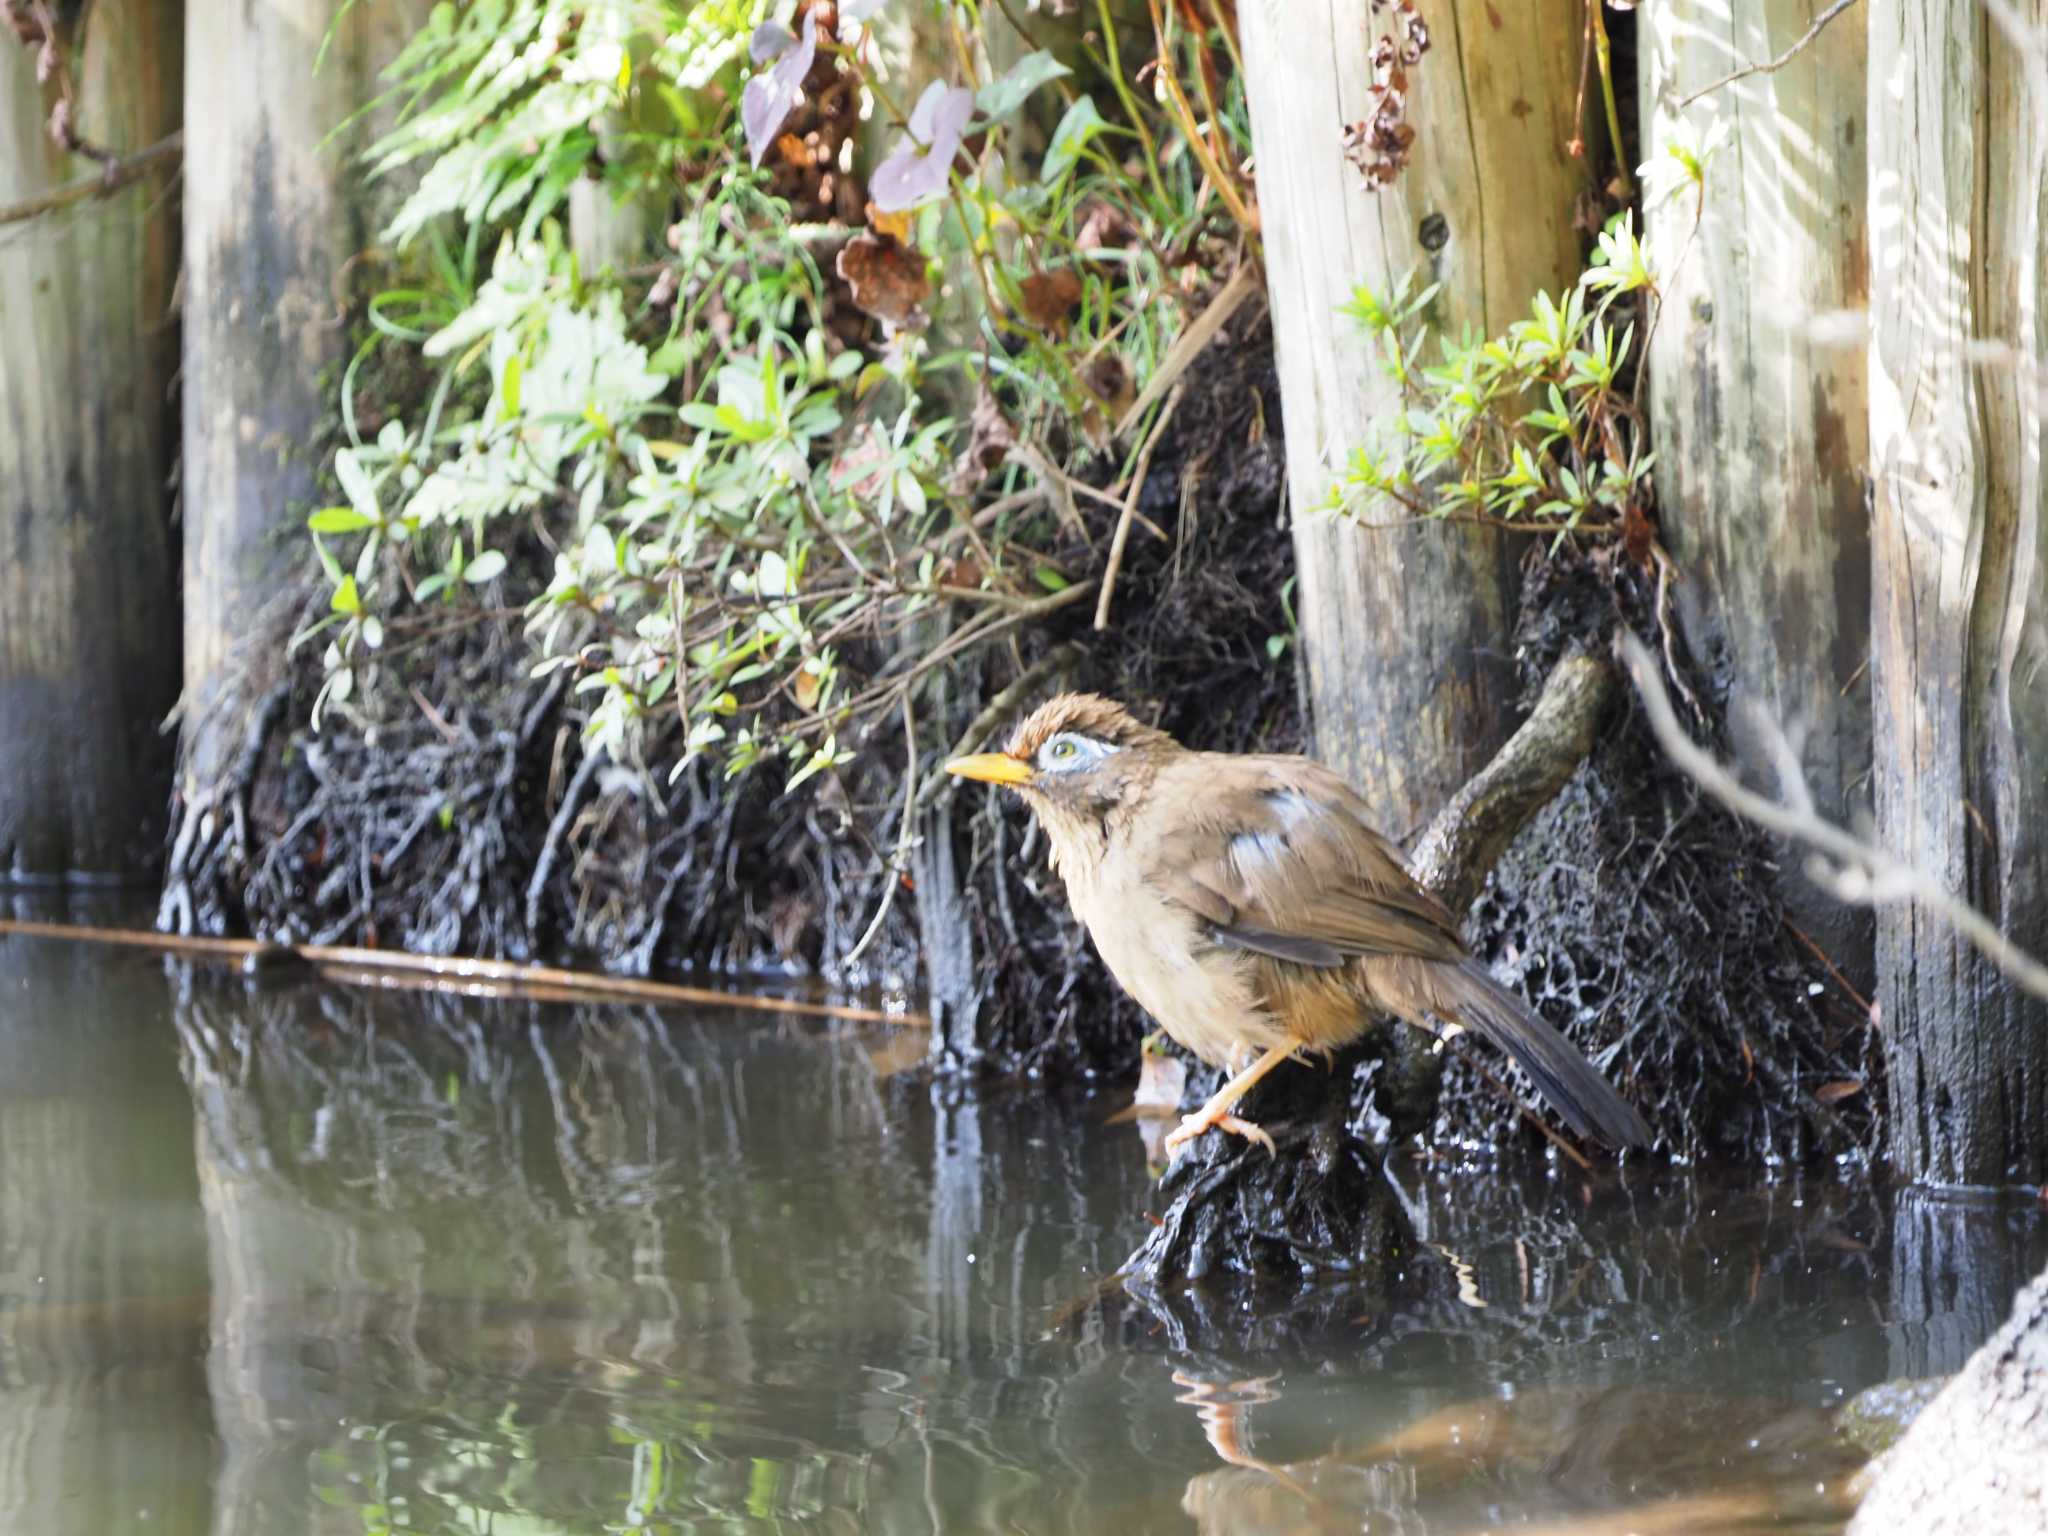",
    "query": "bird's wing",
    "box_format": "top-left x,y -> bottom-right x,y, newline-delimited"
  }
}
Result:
1133,754 -> 1468,967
